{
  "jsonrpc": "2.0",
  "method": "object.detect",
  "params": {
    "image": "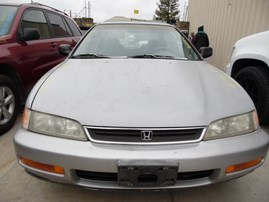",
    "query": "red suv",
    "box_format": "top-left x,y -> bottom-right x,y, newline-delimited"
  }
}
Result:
0,3 -> 82,135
